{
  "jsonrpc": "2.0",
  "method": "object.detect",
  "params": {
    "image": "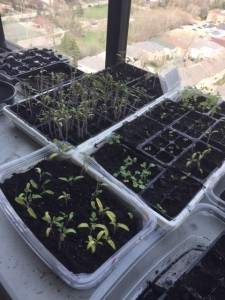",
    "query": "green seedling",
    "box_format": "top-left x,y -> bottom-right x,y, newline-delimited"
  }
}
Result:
56,212 -> 76,251
58,175 -> 84,186
15,180 -> 42,219
186,147 -> 211,174
106,210 -> 129,233
58,191 -> 71,206
42,211 -> 64,237
156,203 -> 167,214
